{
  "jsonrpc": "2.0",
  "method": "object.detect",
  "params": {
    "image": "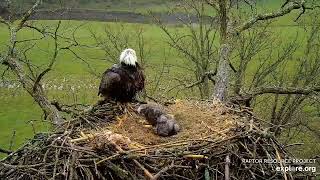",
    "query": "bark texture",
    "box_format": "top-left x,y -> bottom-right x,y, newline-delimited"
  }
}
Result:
213,0 -> 230,101
6,57 -> 63,125
213,44 -> 230,101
